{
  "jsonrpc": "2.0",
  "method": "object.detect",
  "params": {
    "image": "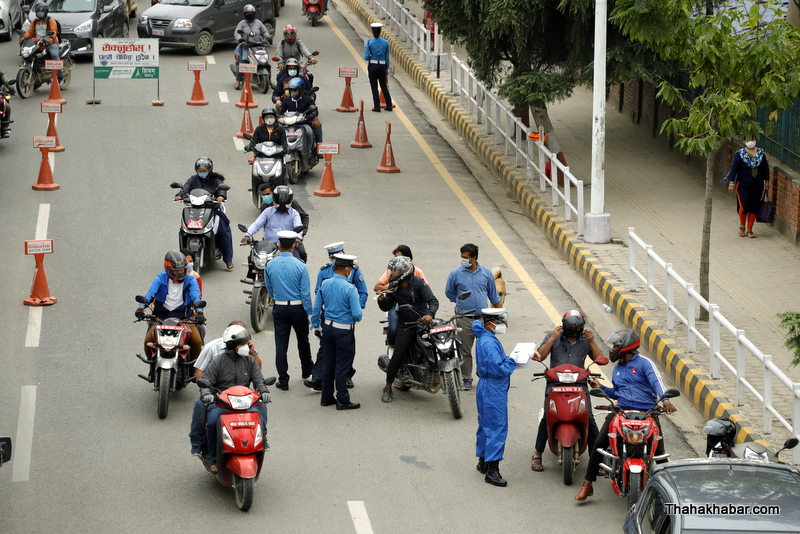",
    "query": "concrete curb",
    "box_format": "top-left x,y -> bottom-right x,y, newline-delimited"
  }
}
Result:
343,0 -> 766,446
